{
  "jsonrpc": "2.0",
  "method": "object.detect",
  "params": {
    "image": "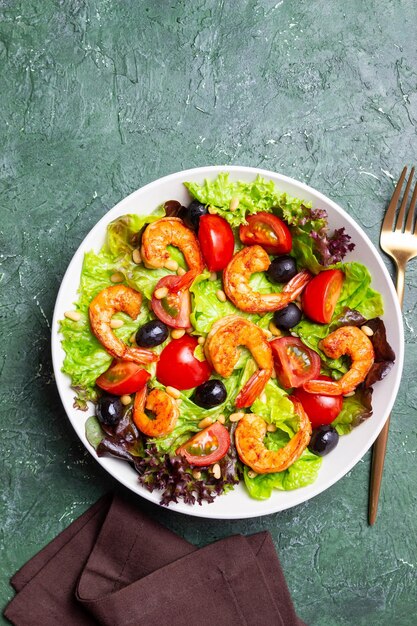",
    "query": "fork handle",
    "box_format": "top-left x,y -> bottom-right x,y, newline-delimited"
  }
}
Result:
368,264 -> 405,525
394,261 -> 406,308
